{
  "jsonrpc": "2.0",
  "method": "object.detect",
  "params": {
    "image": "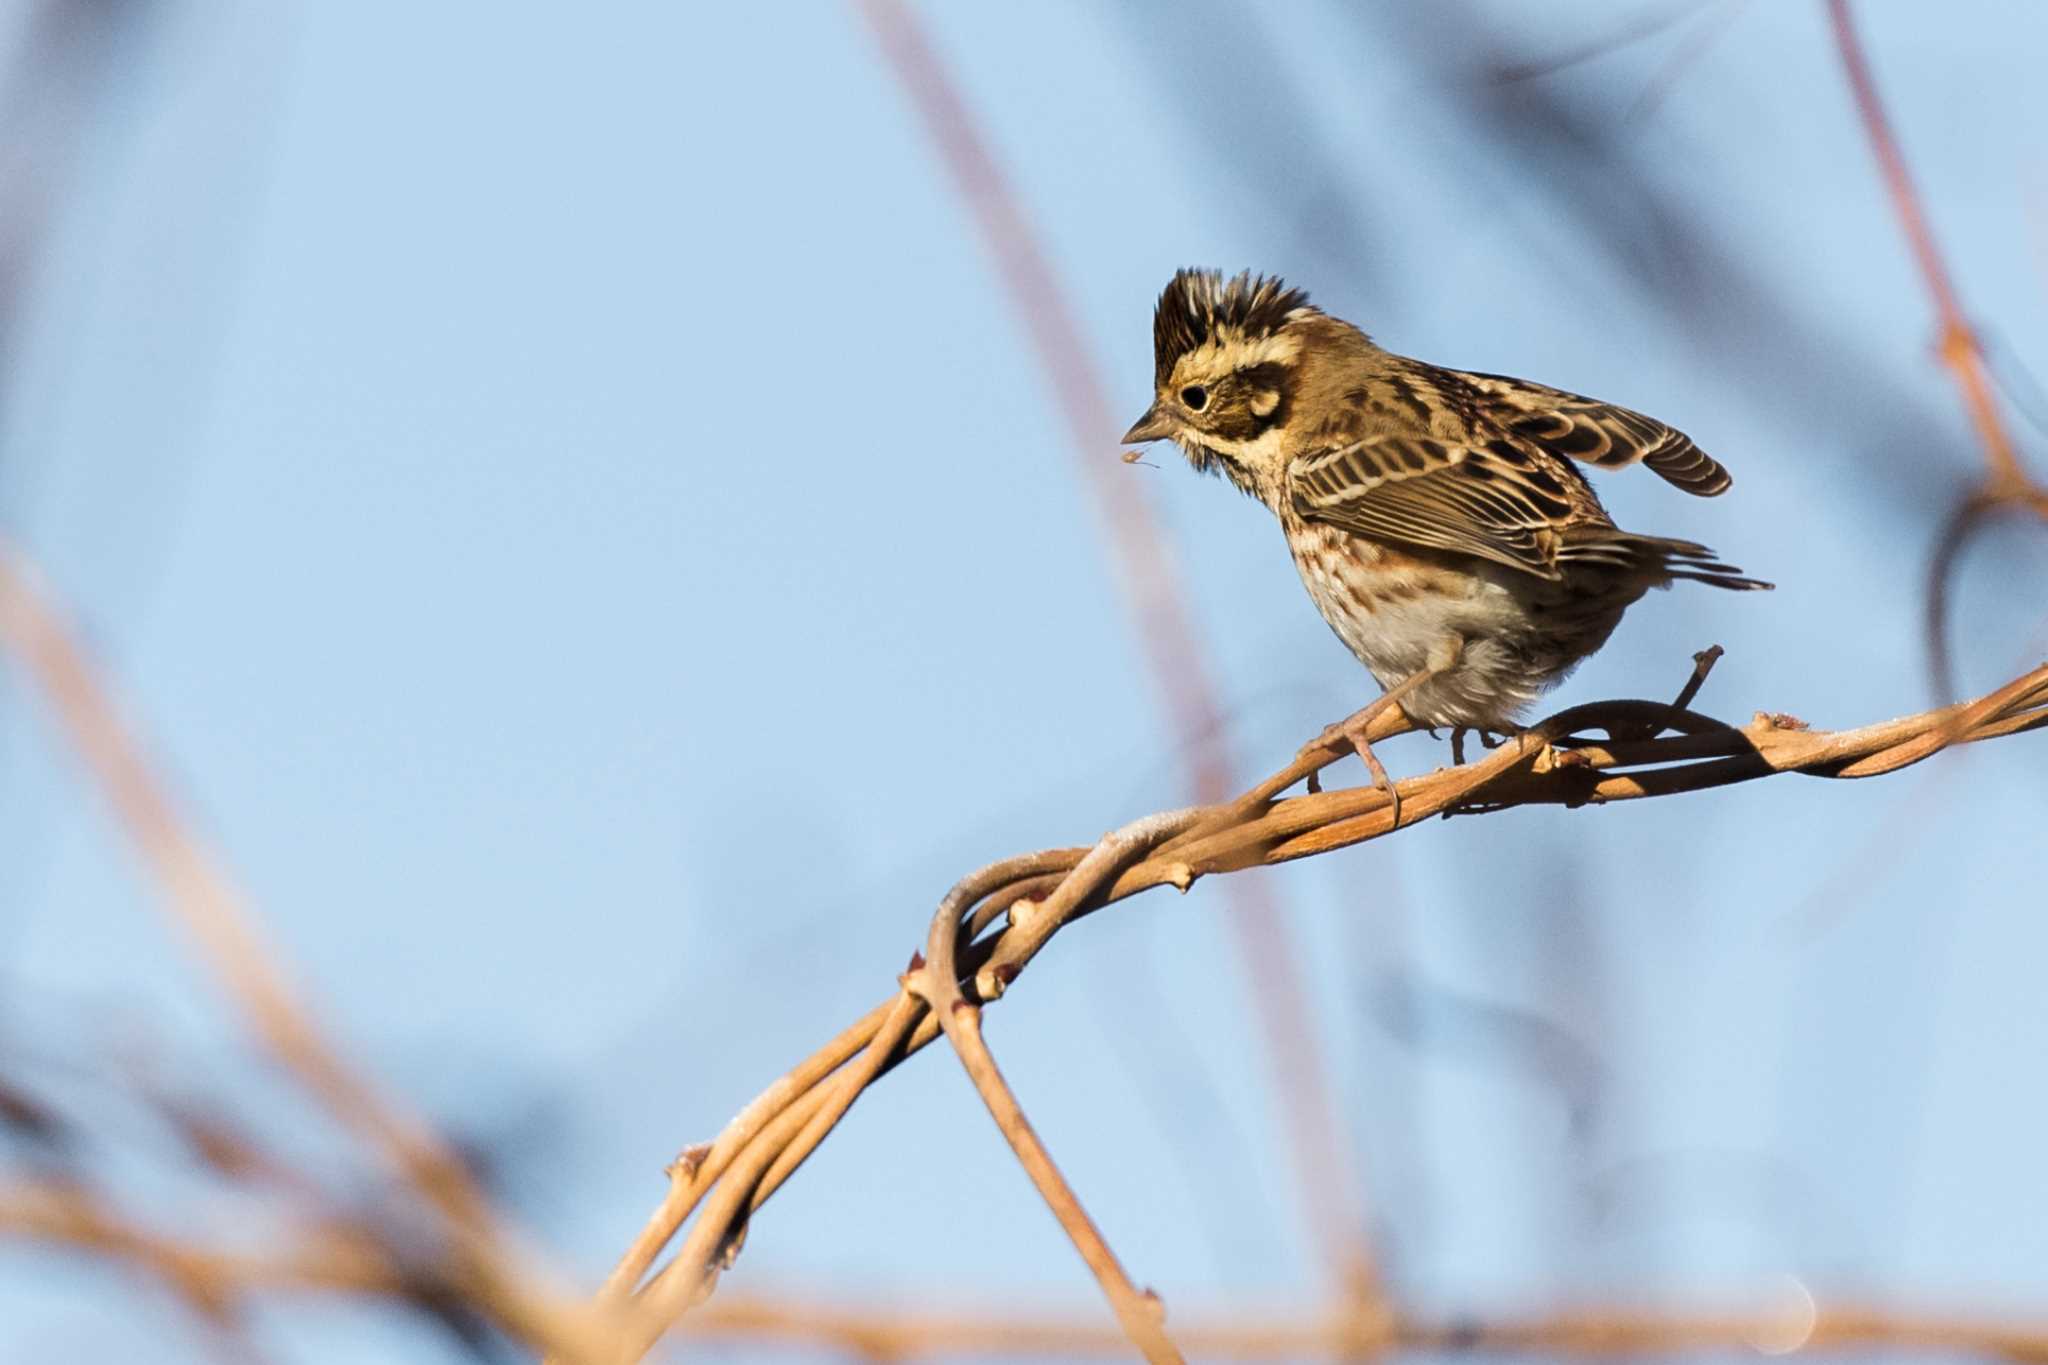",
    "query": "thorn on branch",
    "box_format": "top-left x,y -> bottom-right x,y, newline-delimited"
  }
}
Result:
667,1143 -> 711,1183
